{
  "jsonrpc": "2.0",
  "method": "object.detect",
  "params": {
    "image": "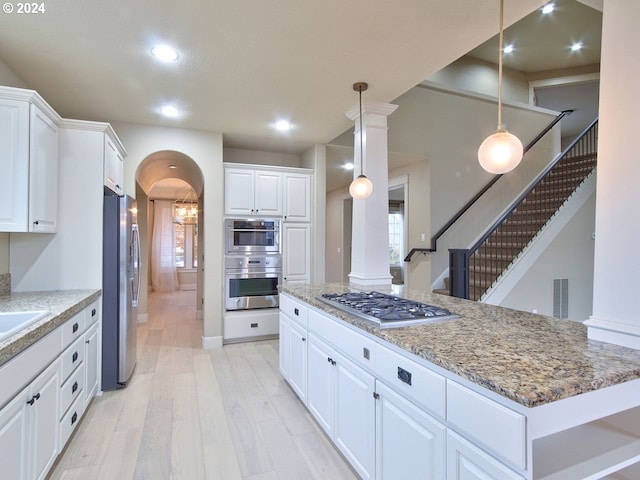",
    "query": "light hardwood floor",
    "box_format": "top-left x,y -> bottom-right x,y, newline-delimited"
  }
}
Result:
47,290 -> 357,480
